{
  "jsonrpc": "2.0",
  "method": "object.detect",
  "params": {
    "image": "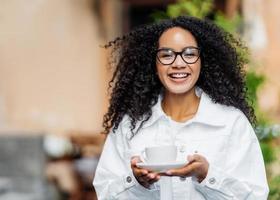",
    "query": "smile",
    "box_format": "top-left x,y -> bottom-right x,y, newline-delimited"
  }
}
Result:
168,73 -> 190,79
